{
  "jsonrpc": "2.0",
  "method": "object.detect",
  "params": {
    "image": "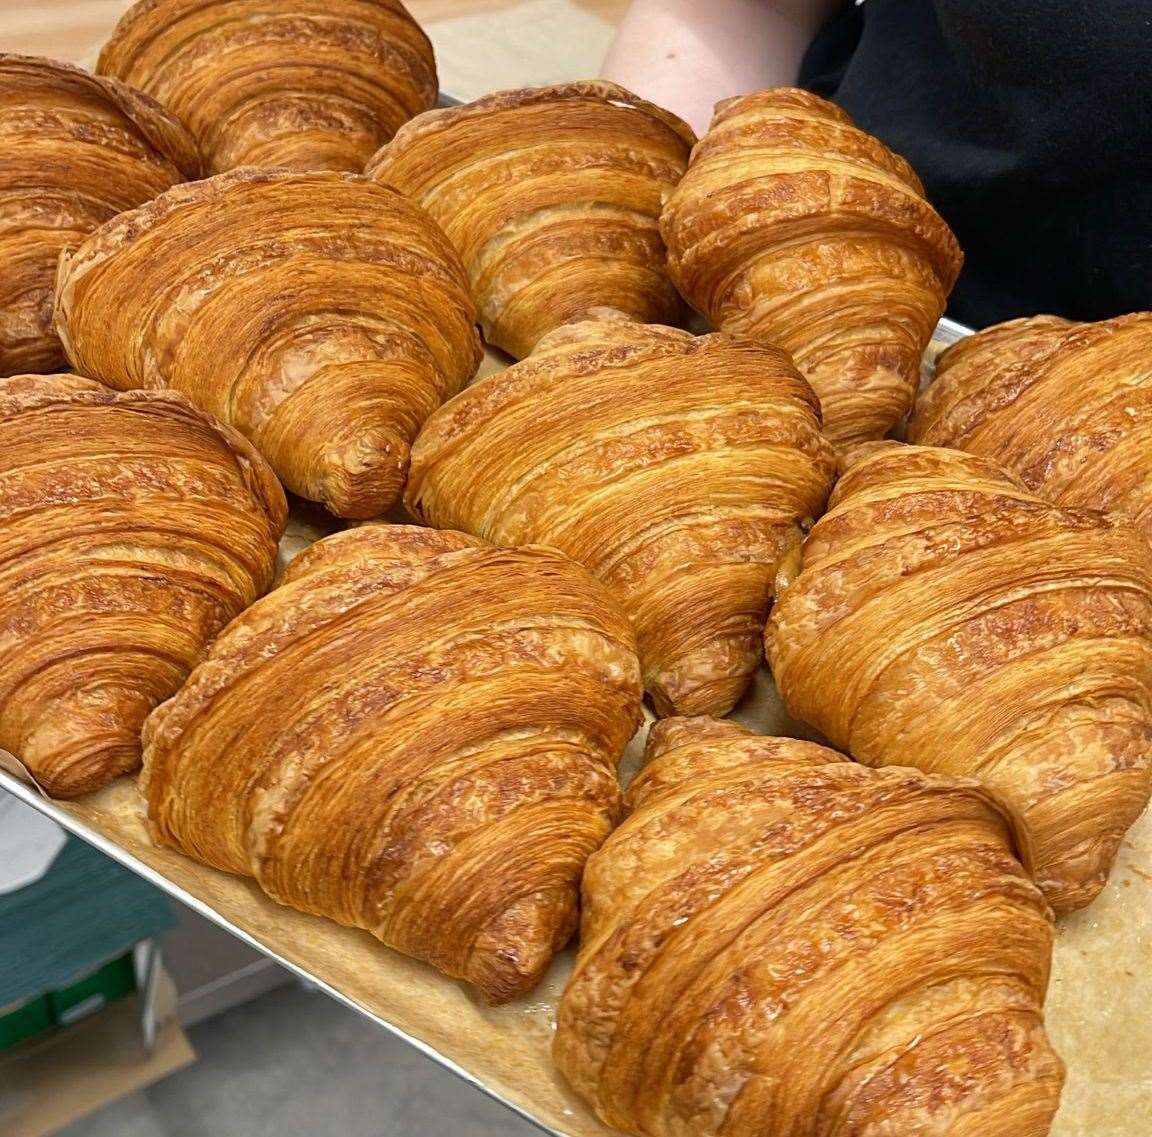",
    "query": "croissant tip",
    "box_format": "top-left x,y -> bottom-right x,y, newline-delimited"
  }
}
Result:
644,716 -> 753,763
1035,843 -> 1119,916
834,439 -> 904,473
21,741 -> 142,799
648,670 -> 753,721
